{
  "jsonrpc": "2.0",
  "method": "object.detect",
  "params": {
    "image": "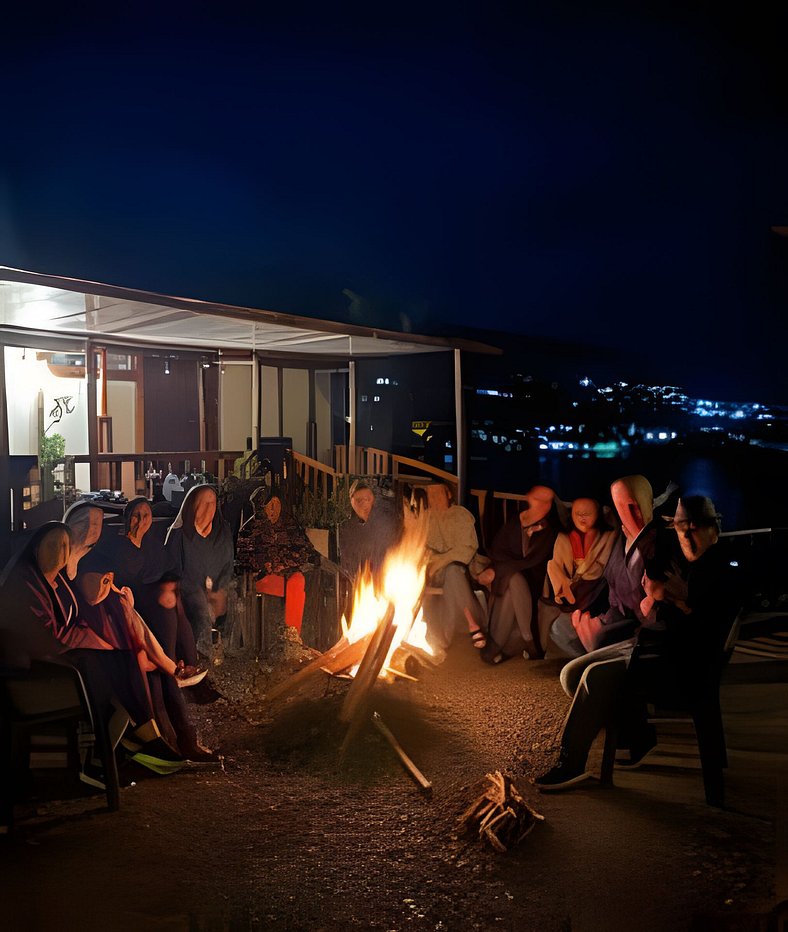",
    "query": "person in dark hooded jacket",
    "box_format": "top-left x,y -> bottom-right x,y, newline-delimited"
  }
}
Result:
164,485 -> 234,659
